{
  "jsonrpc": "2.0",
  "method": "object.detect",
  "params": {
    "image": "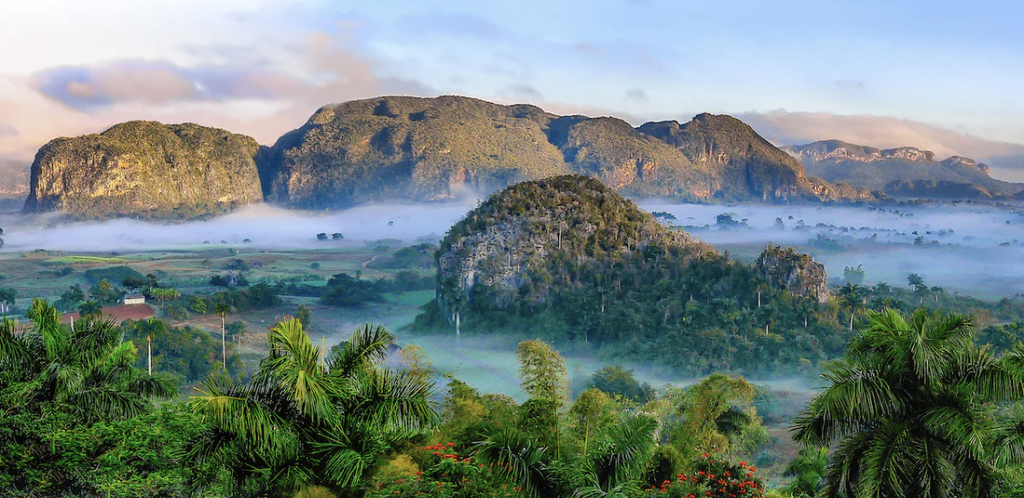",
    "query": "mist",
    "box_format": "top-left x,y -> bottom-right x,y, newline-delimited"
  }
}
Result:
639,200 -> 1024,299
4,197 -> 1024,298
0,201 -> 480,252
